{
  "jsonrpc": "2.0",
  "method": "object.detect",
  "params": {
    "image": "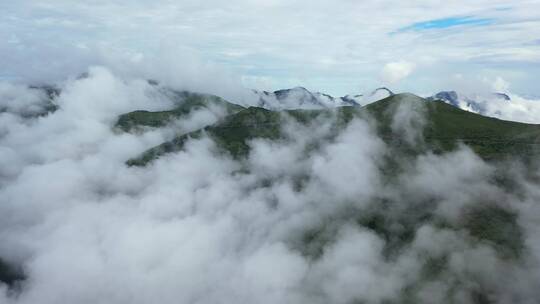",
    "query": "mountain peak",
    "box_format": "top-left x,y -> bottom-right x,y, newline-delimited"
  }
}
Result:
493,92 -> 511,101
432,91 -> 460,106
372,87 -> 394,96
251,87 -> 360,110
247,86 -> 400,110
428,90 -> 513,118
